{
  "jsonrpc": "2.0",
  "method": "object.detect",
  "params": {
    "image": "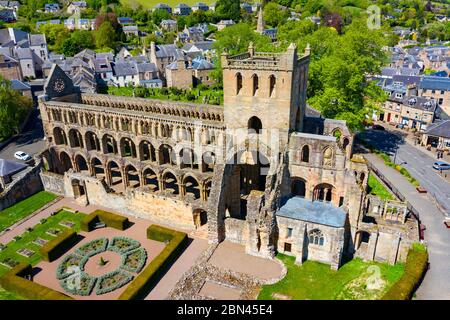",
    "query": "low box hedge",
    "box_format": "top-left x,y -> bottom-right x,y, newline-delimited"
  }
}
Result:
382,244 -> 428,300
80,210 -> 129,232
118,225 -> 188,300
40,229 -> 78,262
0,262 -> 72,300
